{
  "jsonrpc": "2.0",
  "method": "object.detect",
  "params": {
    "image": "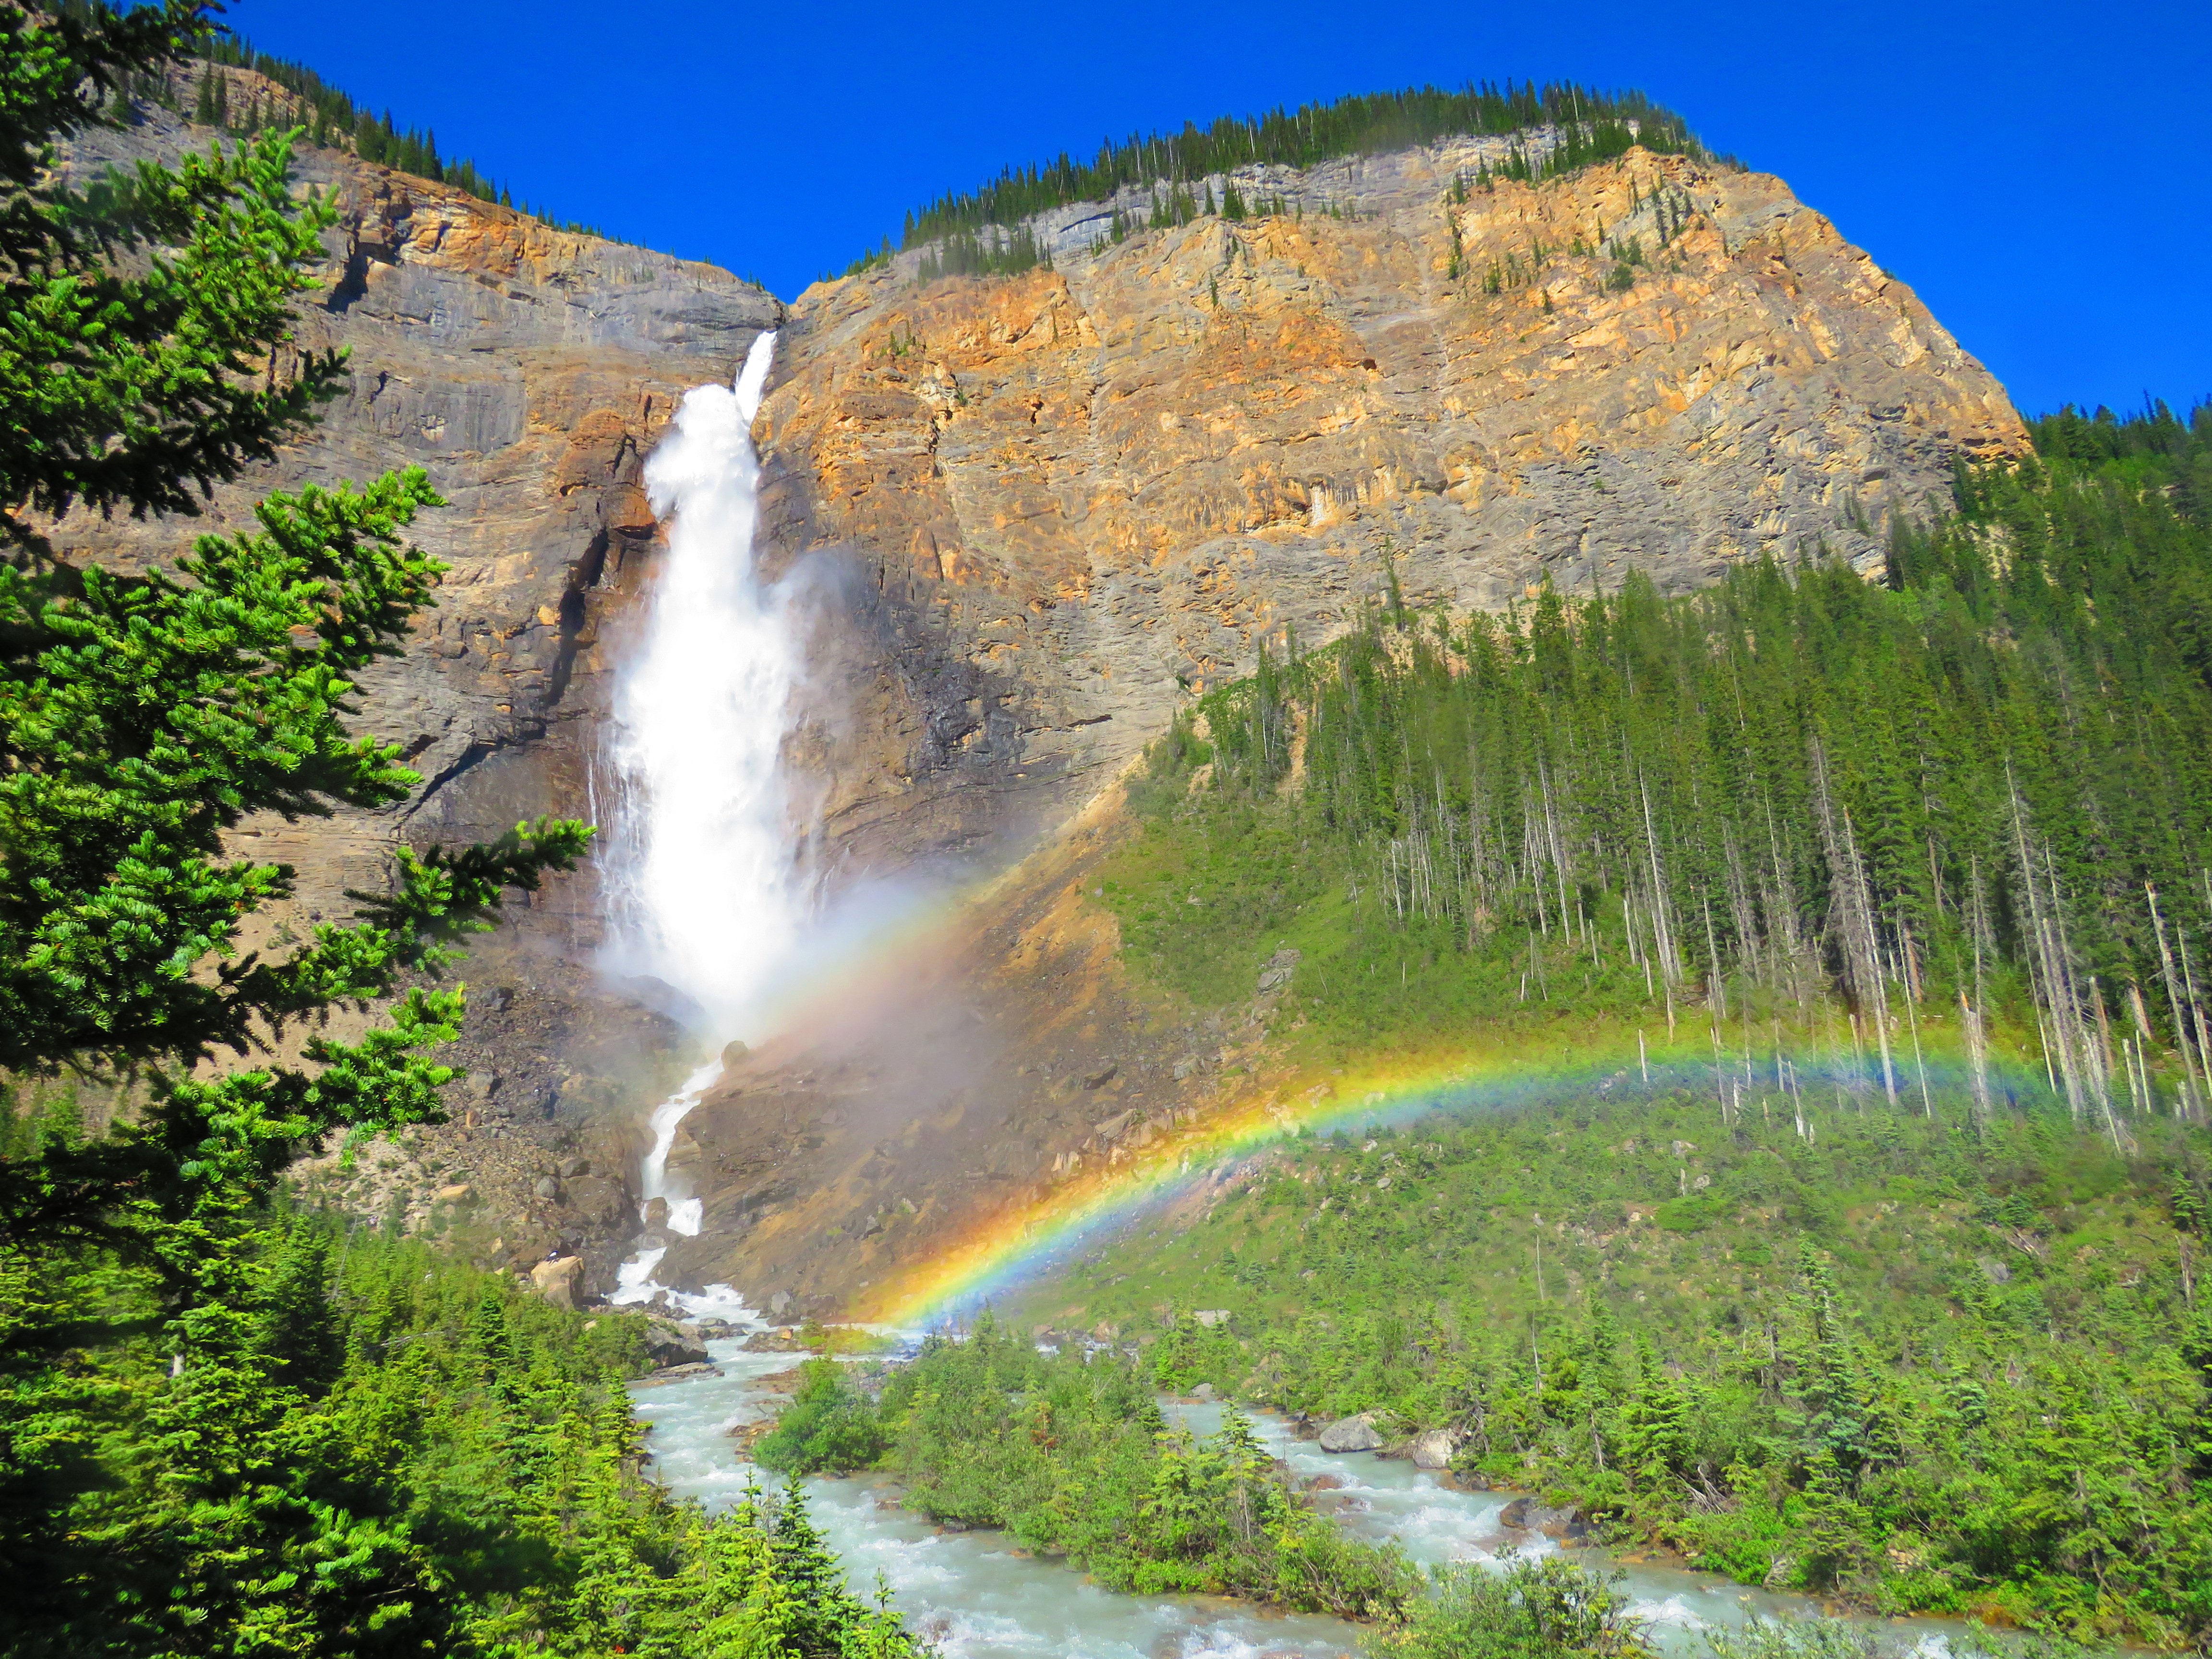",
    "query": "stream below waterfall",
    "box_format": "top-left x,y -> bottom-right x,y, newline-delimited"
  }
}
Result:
629,1324 -> 1952,1659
